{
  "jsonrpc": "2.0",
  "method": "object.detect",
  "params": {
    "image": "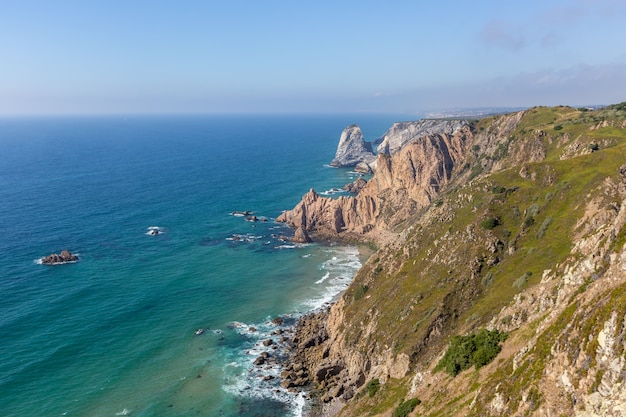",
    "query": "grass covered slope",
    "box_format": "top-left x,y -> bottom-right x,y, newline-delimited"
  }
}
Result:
319,104 -> 626,416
